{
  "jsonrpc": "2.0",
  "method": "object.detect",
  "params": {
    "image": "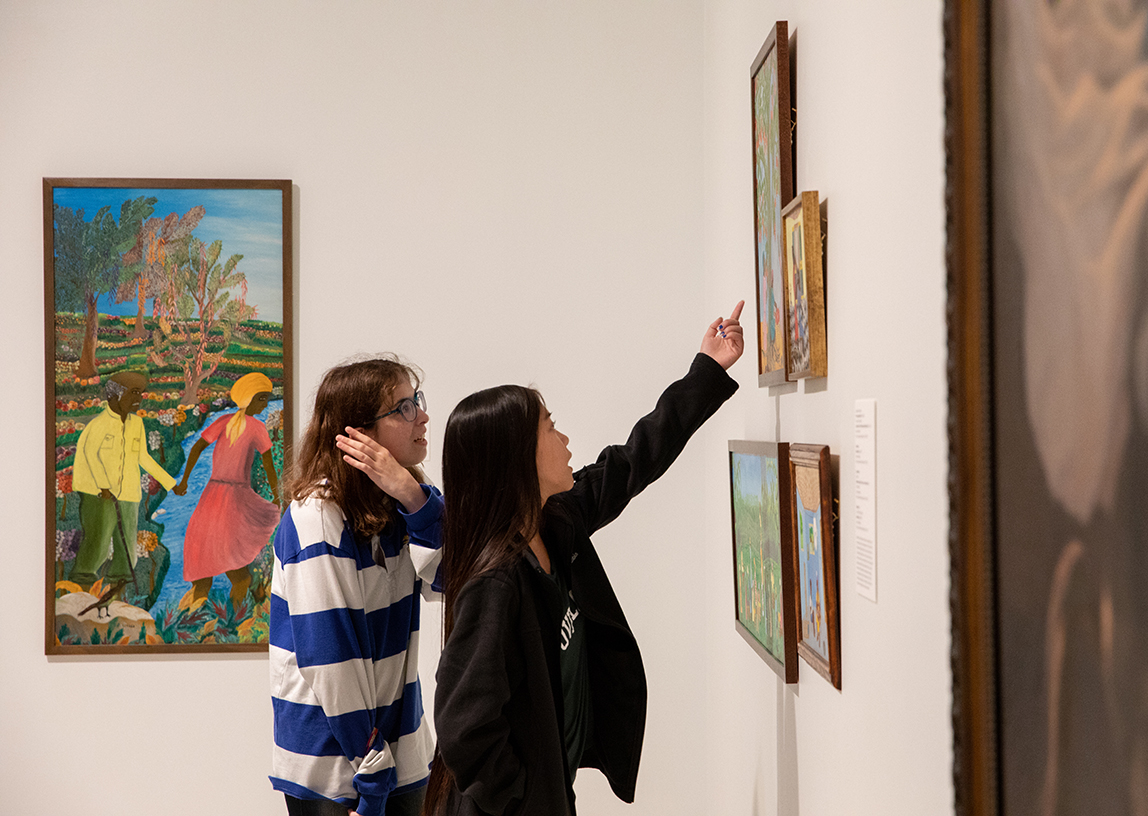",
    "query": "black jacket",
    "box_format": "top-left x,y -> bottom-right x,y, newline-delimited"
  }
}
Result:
434,354 -> 738,816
